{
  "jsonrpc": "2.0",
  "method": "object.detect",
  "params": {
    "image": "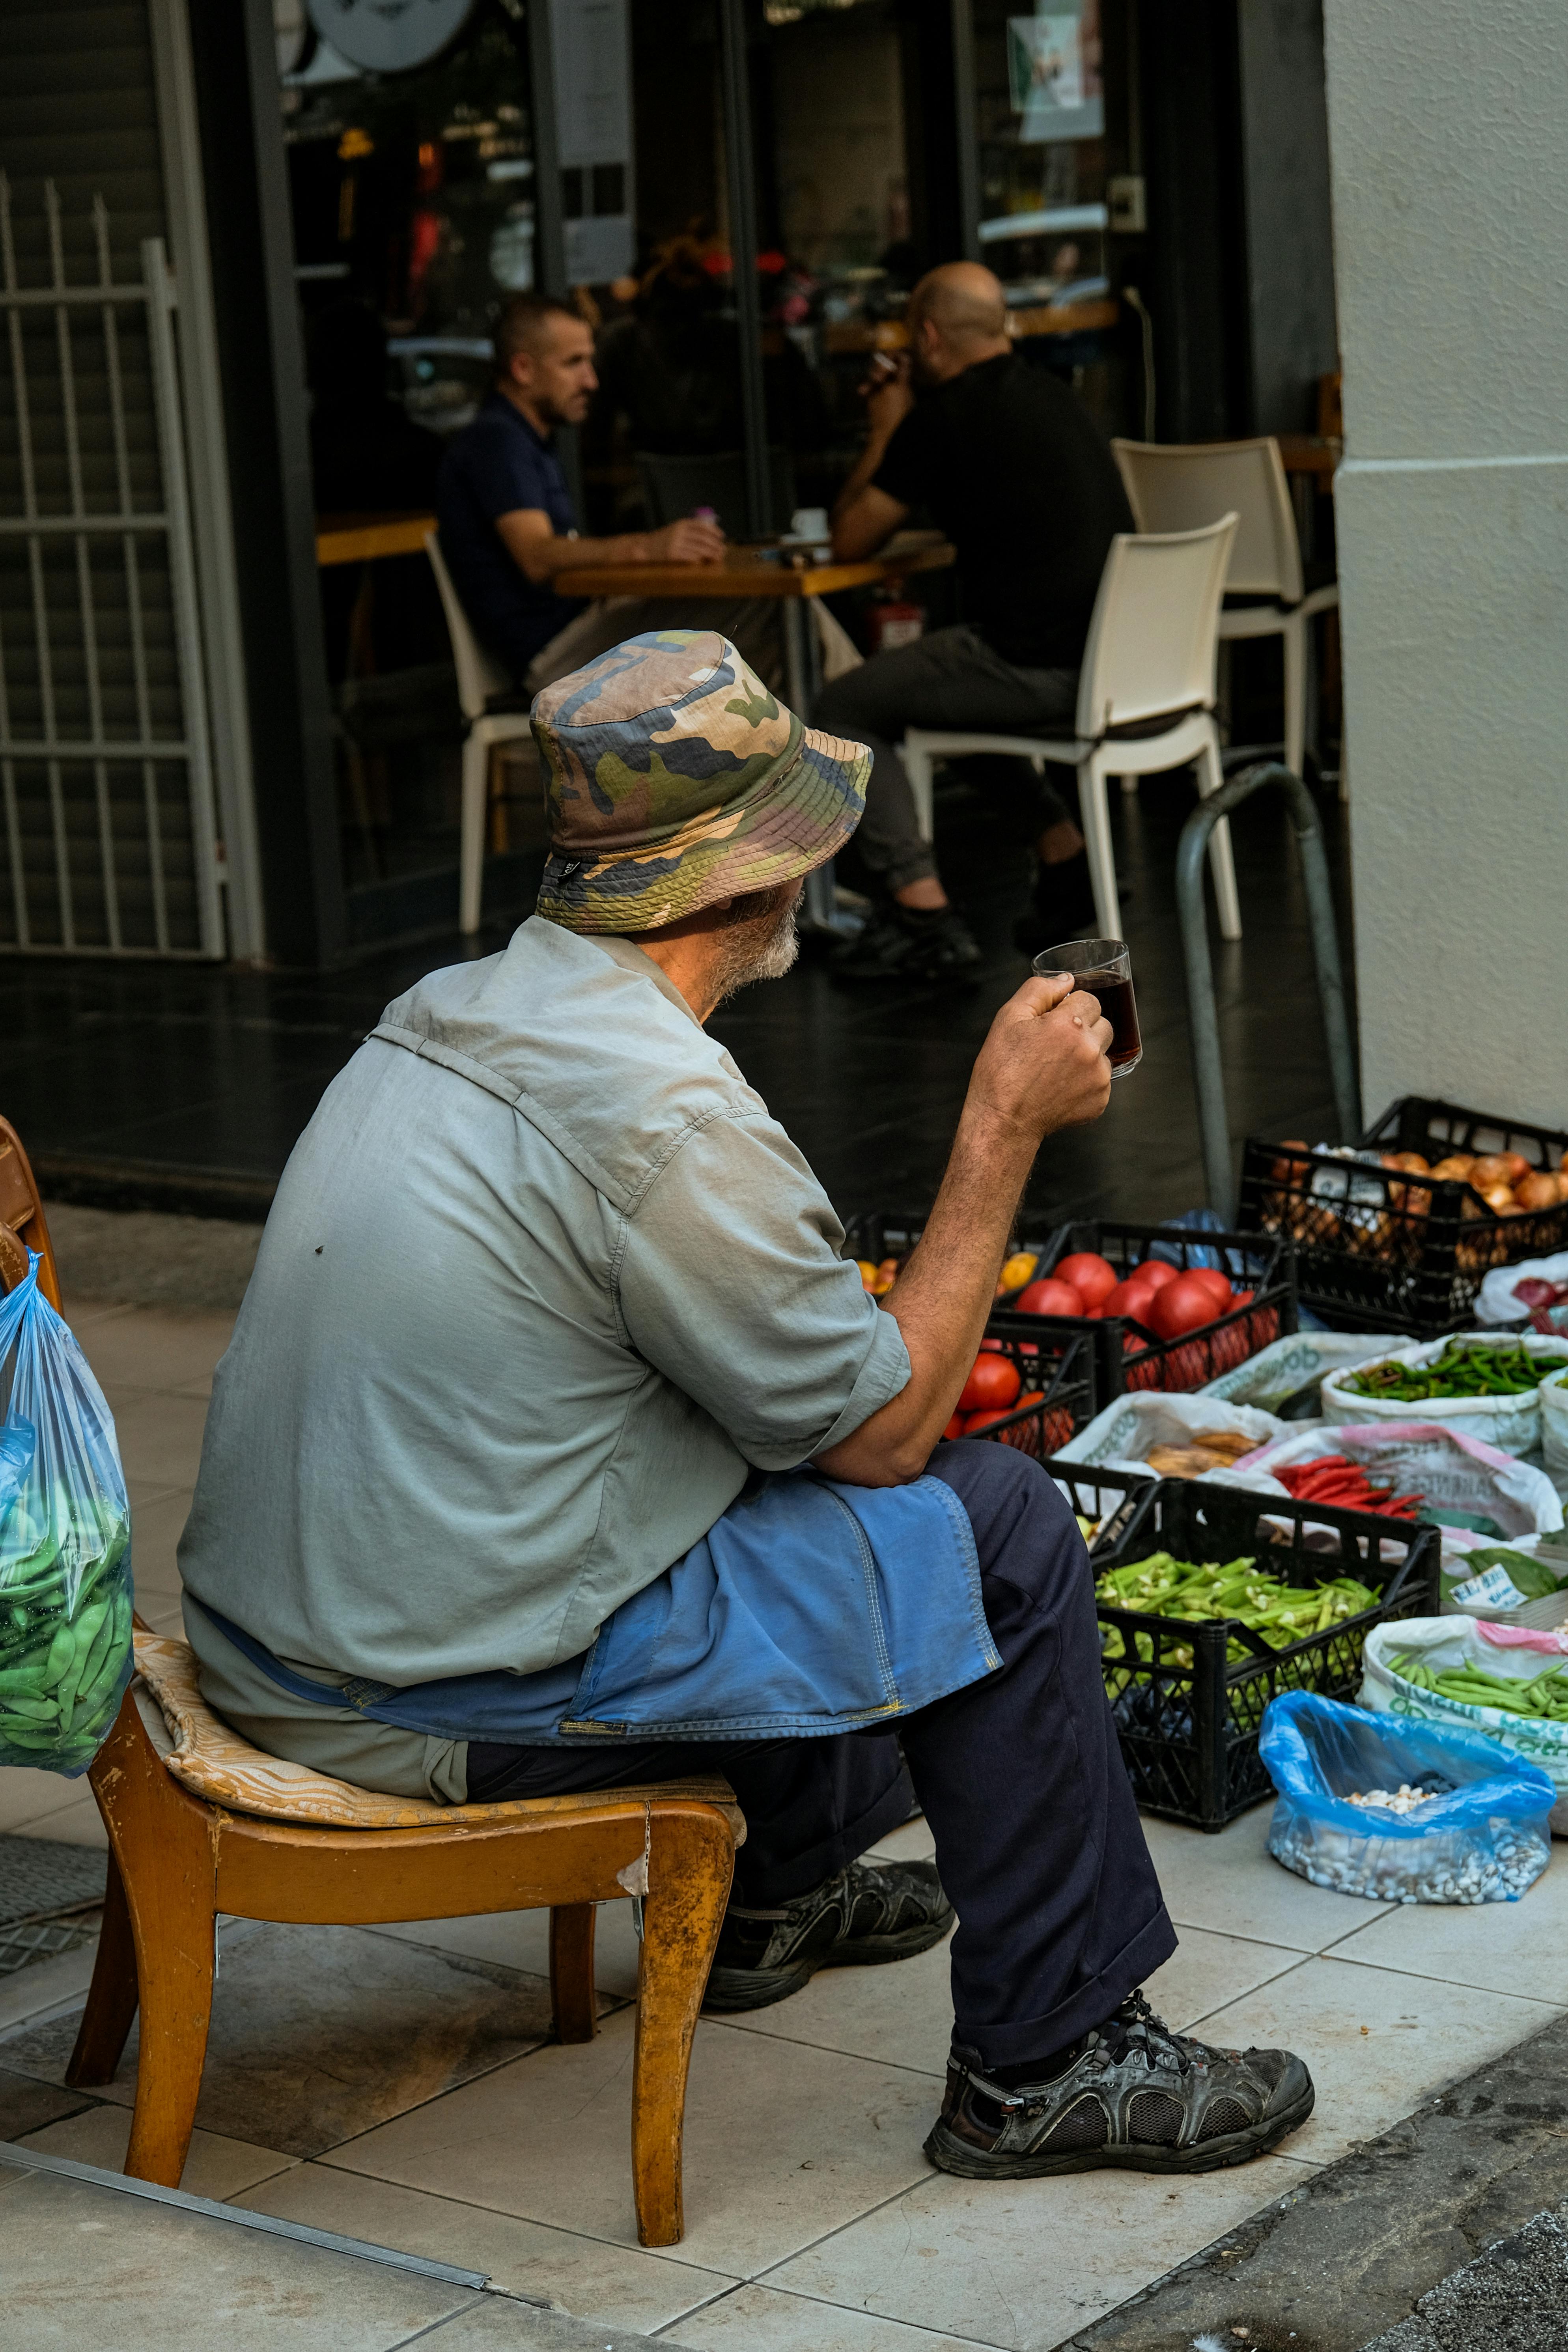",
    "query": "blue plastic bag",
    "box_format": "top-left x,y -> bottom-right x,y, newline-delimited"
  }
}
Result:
1259,1690 -> 1554,1904
0,1259 -> 134,1776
